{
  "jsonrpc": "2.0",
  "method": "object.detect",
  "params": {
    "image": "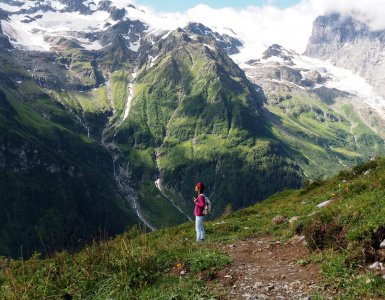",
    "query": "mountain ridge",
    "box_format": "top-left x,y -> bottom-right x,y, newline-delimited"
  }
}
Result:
0,8 -> 303,256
